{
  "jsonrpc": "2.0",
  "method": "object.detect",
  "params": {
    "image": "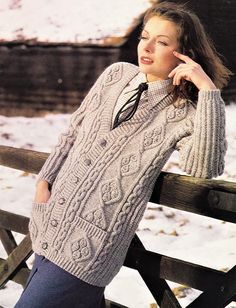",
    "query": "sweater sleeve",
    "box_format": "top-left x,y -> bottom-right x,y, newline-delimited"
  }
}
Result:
36,63 -> 116,185
175,89 -> 227,179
